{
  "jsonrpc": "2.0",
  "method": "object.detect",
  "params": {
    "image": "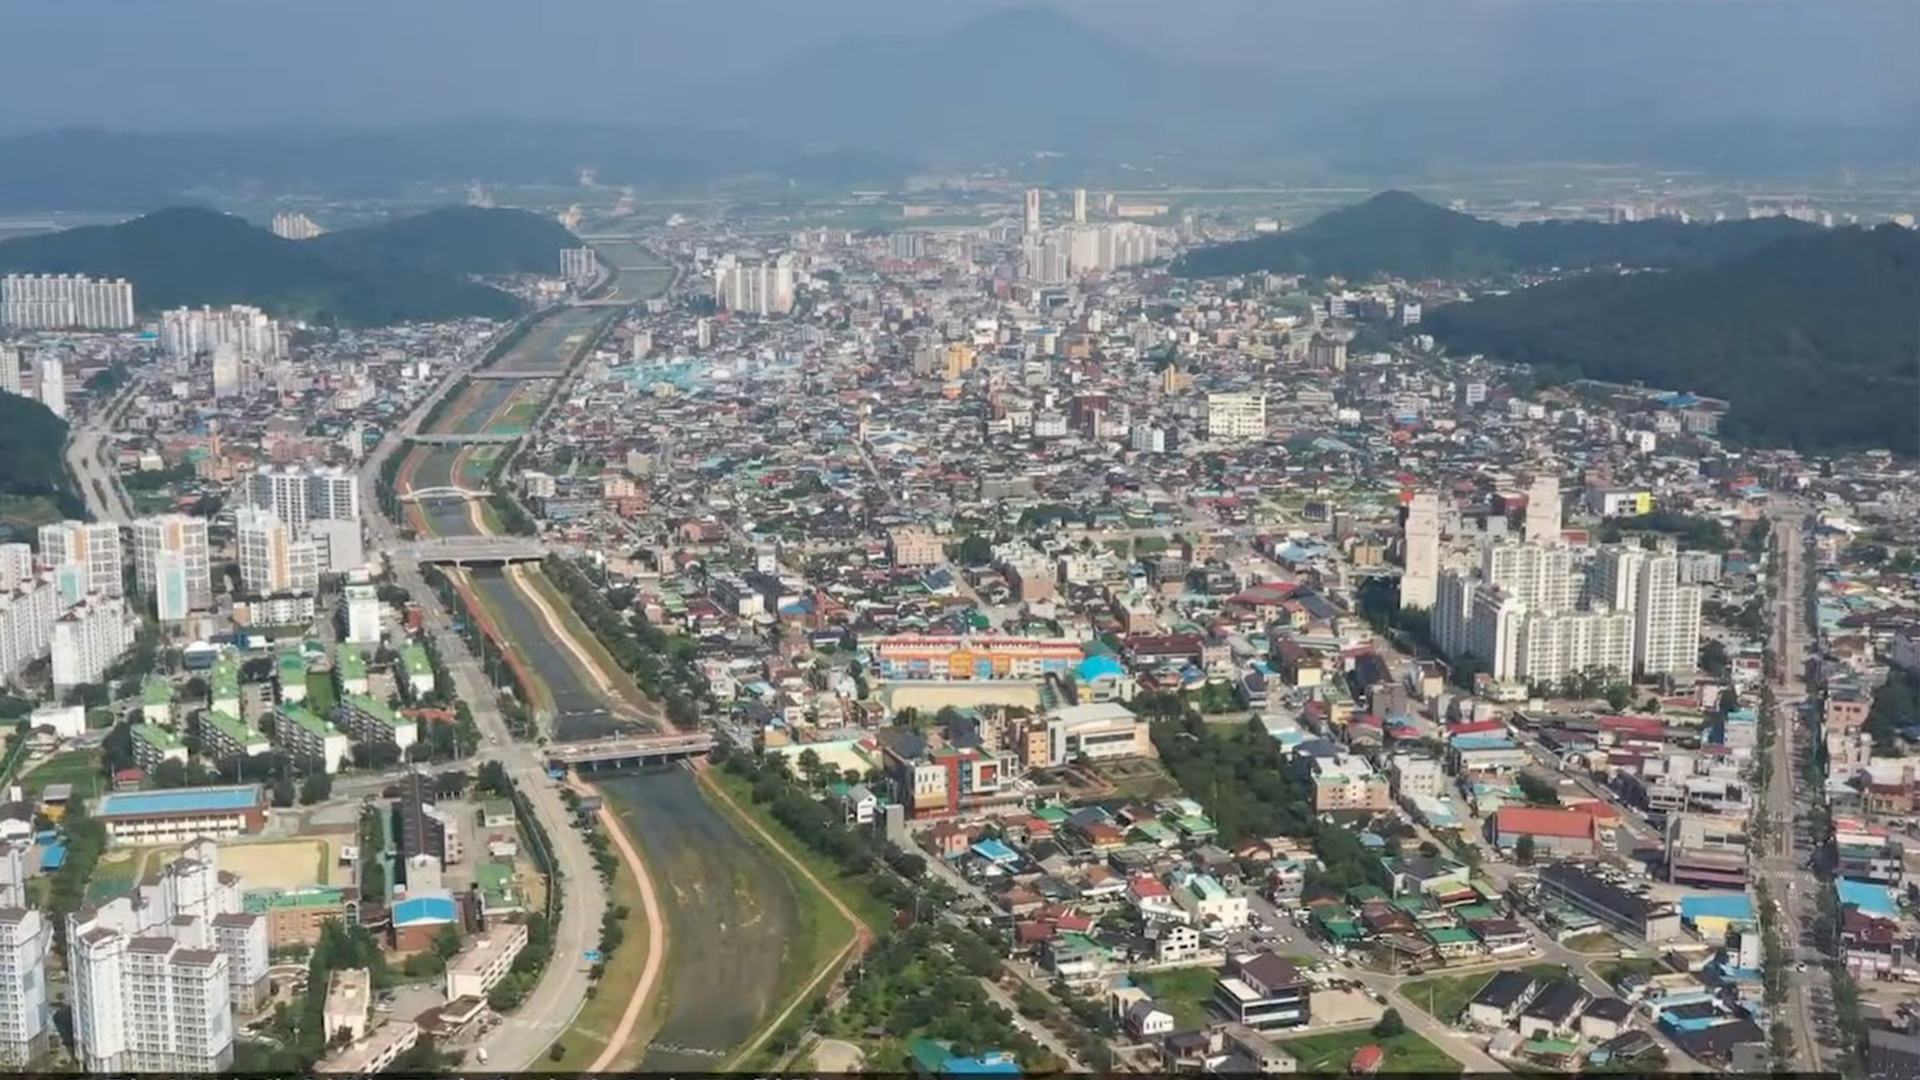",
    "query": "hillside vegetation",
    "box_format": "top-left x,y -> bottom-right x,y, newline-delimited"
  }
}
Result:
1423,225 -> 1920,454
0,392 -> 83,528
1172,190 -> 1820,281
0,206 -> 580,325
